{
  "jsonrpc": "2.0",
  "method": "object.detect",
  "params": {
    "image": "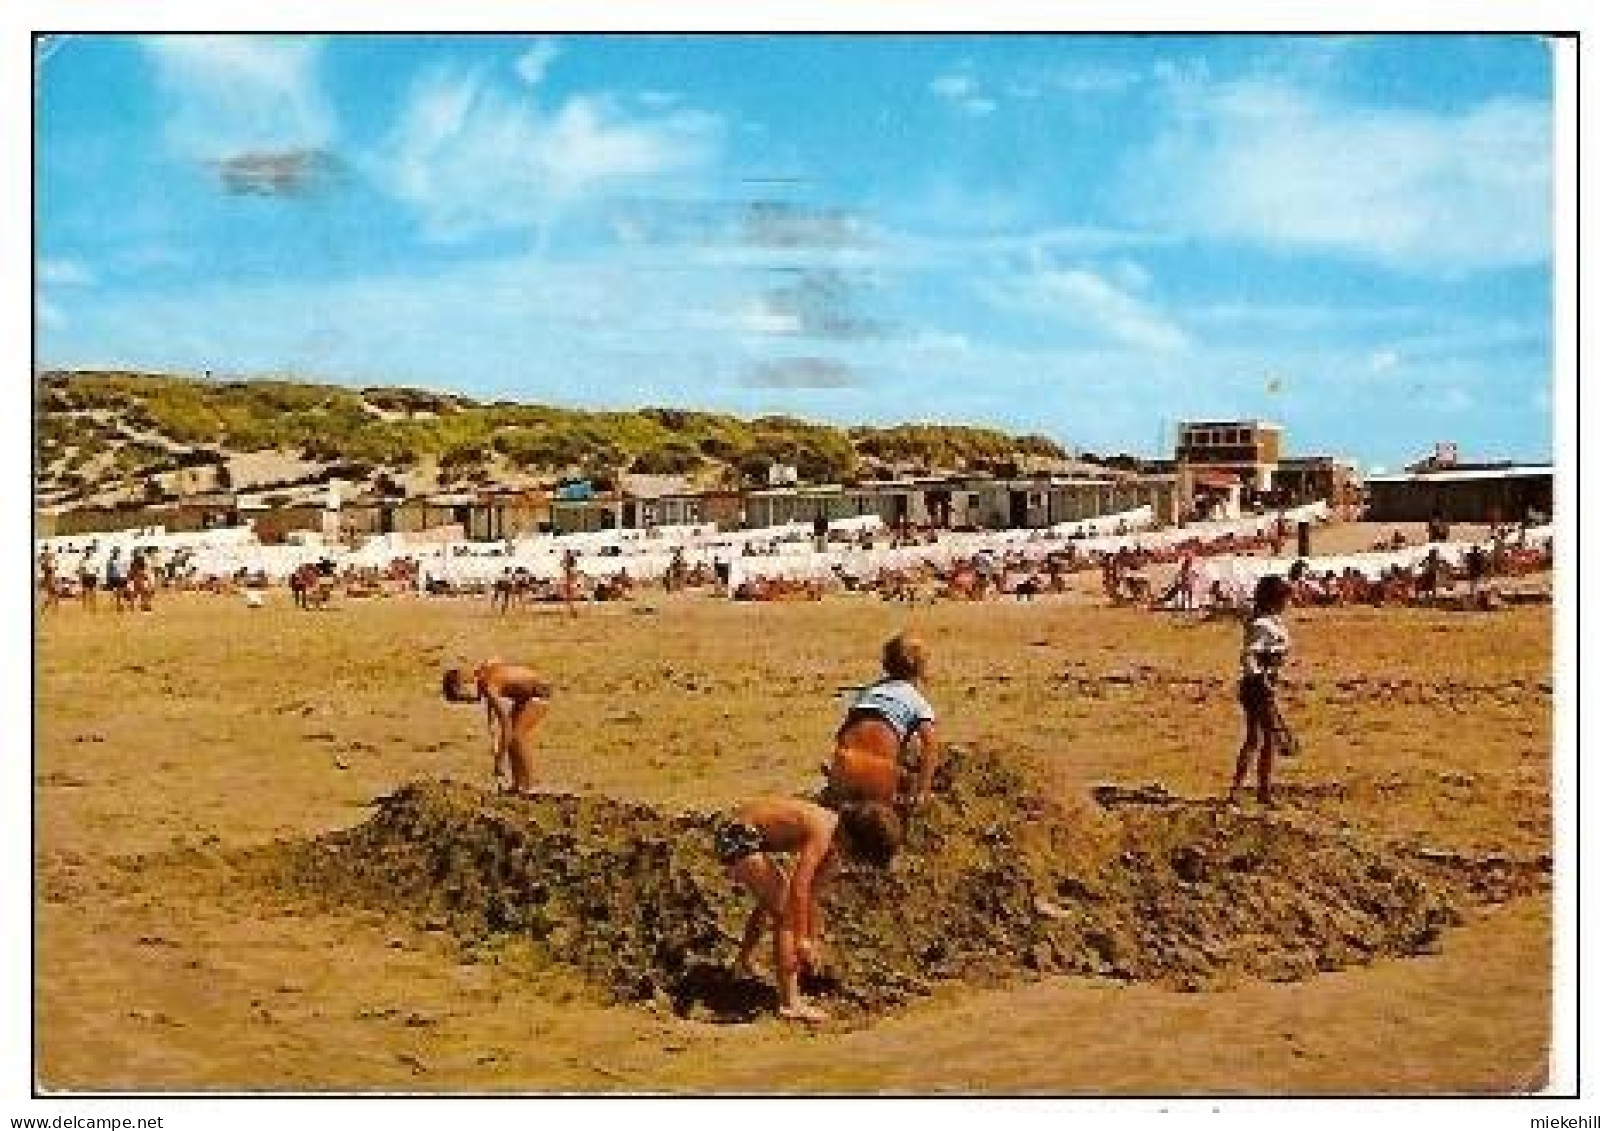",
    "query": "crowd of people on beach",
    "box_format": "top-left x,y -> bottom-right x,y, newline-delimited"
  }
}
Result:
36,495 -> 1555,622
37,523 -> 1551,620
1141,521 -> 1553,615
35,543 -> 167,614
